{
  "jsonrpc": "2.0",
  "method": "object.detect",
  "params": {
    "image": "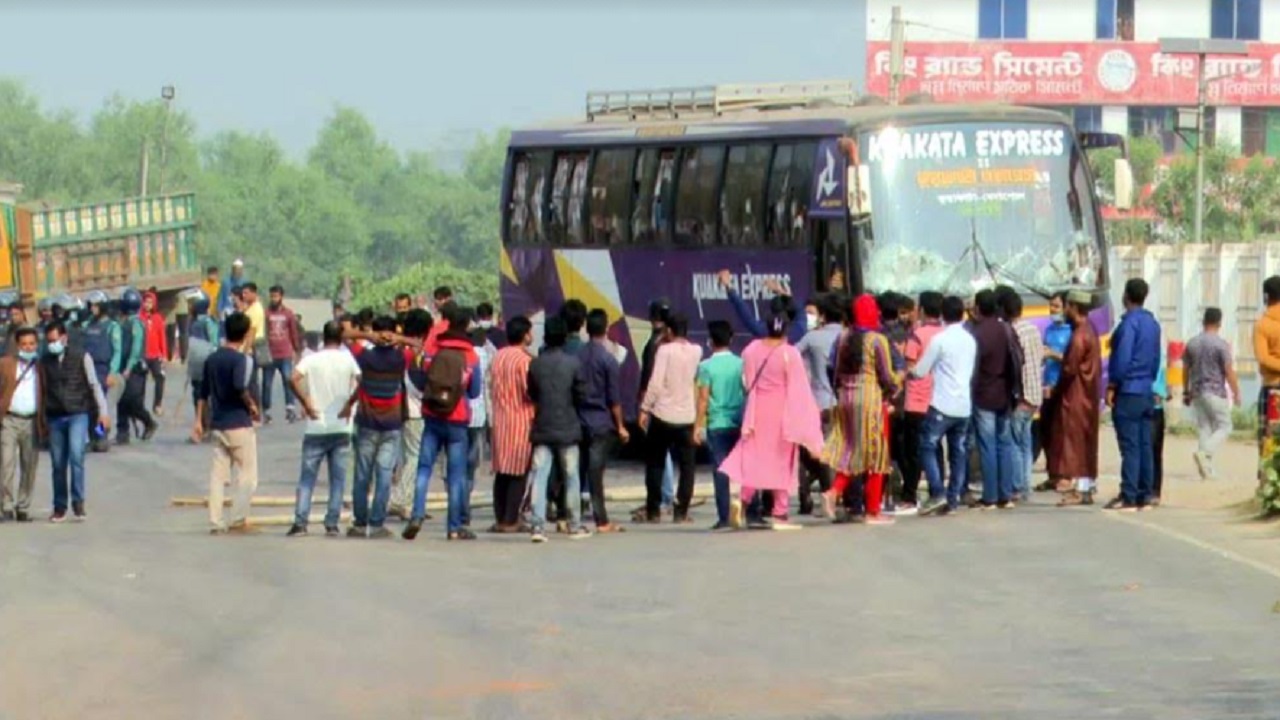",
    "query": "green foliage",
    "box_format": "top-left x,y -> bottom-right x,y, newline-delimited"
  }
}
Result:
0,79 -> 505,299
347,262 -> 498,312
1149,144 -> 1280,243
